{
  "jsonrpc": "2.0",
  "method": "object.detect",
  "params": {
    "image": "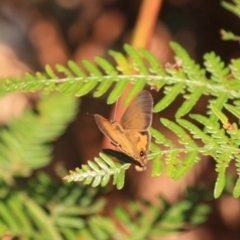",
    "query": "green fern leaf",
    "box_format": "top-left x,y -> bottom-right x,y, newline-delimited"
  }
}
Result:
171,42 -> 214,118
68,60 -> 86,77
154,82 -> 185,113
233,177 -> 240,198
123,44 -> 149,105
203,52 -> 230,124
56,64 -> 74,78
124,78 -> 148,106
139,48 -> 167,90
214,171 -> 226,198
124,44 -> 149,75
93,57 -> 117,97
161,118 -> 199,179
189,114 -> 233,198
220,29 -> 240,41
107,78 -> 129,104
176,88 -> 205,118
7,194 -> 32,233
100,152 -> 117,167
204,52 -> 229,82
177,118 -> 217,156
150,127 -> 168,144
225,102 -> 240,118
208,93 -> 229,124
173,151 -> 199,180
83,59 -> 102,77
101,174 -> 110,187
63,153 -> 130,190
108,49 -> 131,74
74,60 -> 102,96
170,42 -> 206,80
230,59 -> 240,80
24,72 -> 45,92
211,104 -> 229,128
221,0 -> 240,17
21,193 -> 63,240
151,154 -> 163,177
0,94 -> 78,183
0,200 -> 21,234
55,63 -> 81,94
